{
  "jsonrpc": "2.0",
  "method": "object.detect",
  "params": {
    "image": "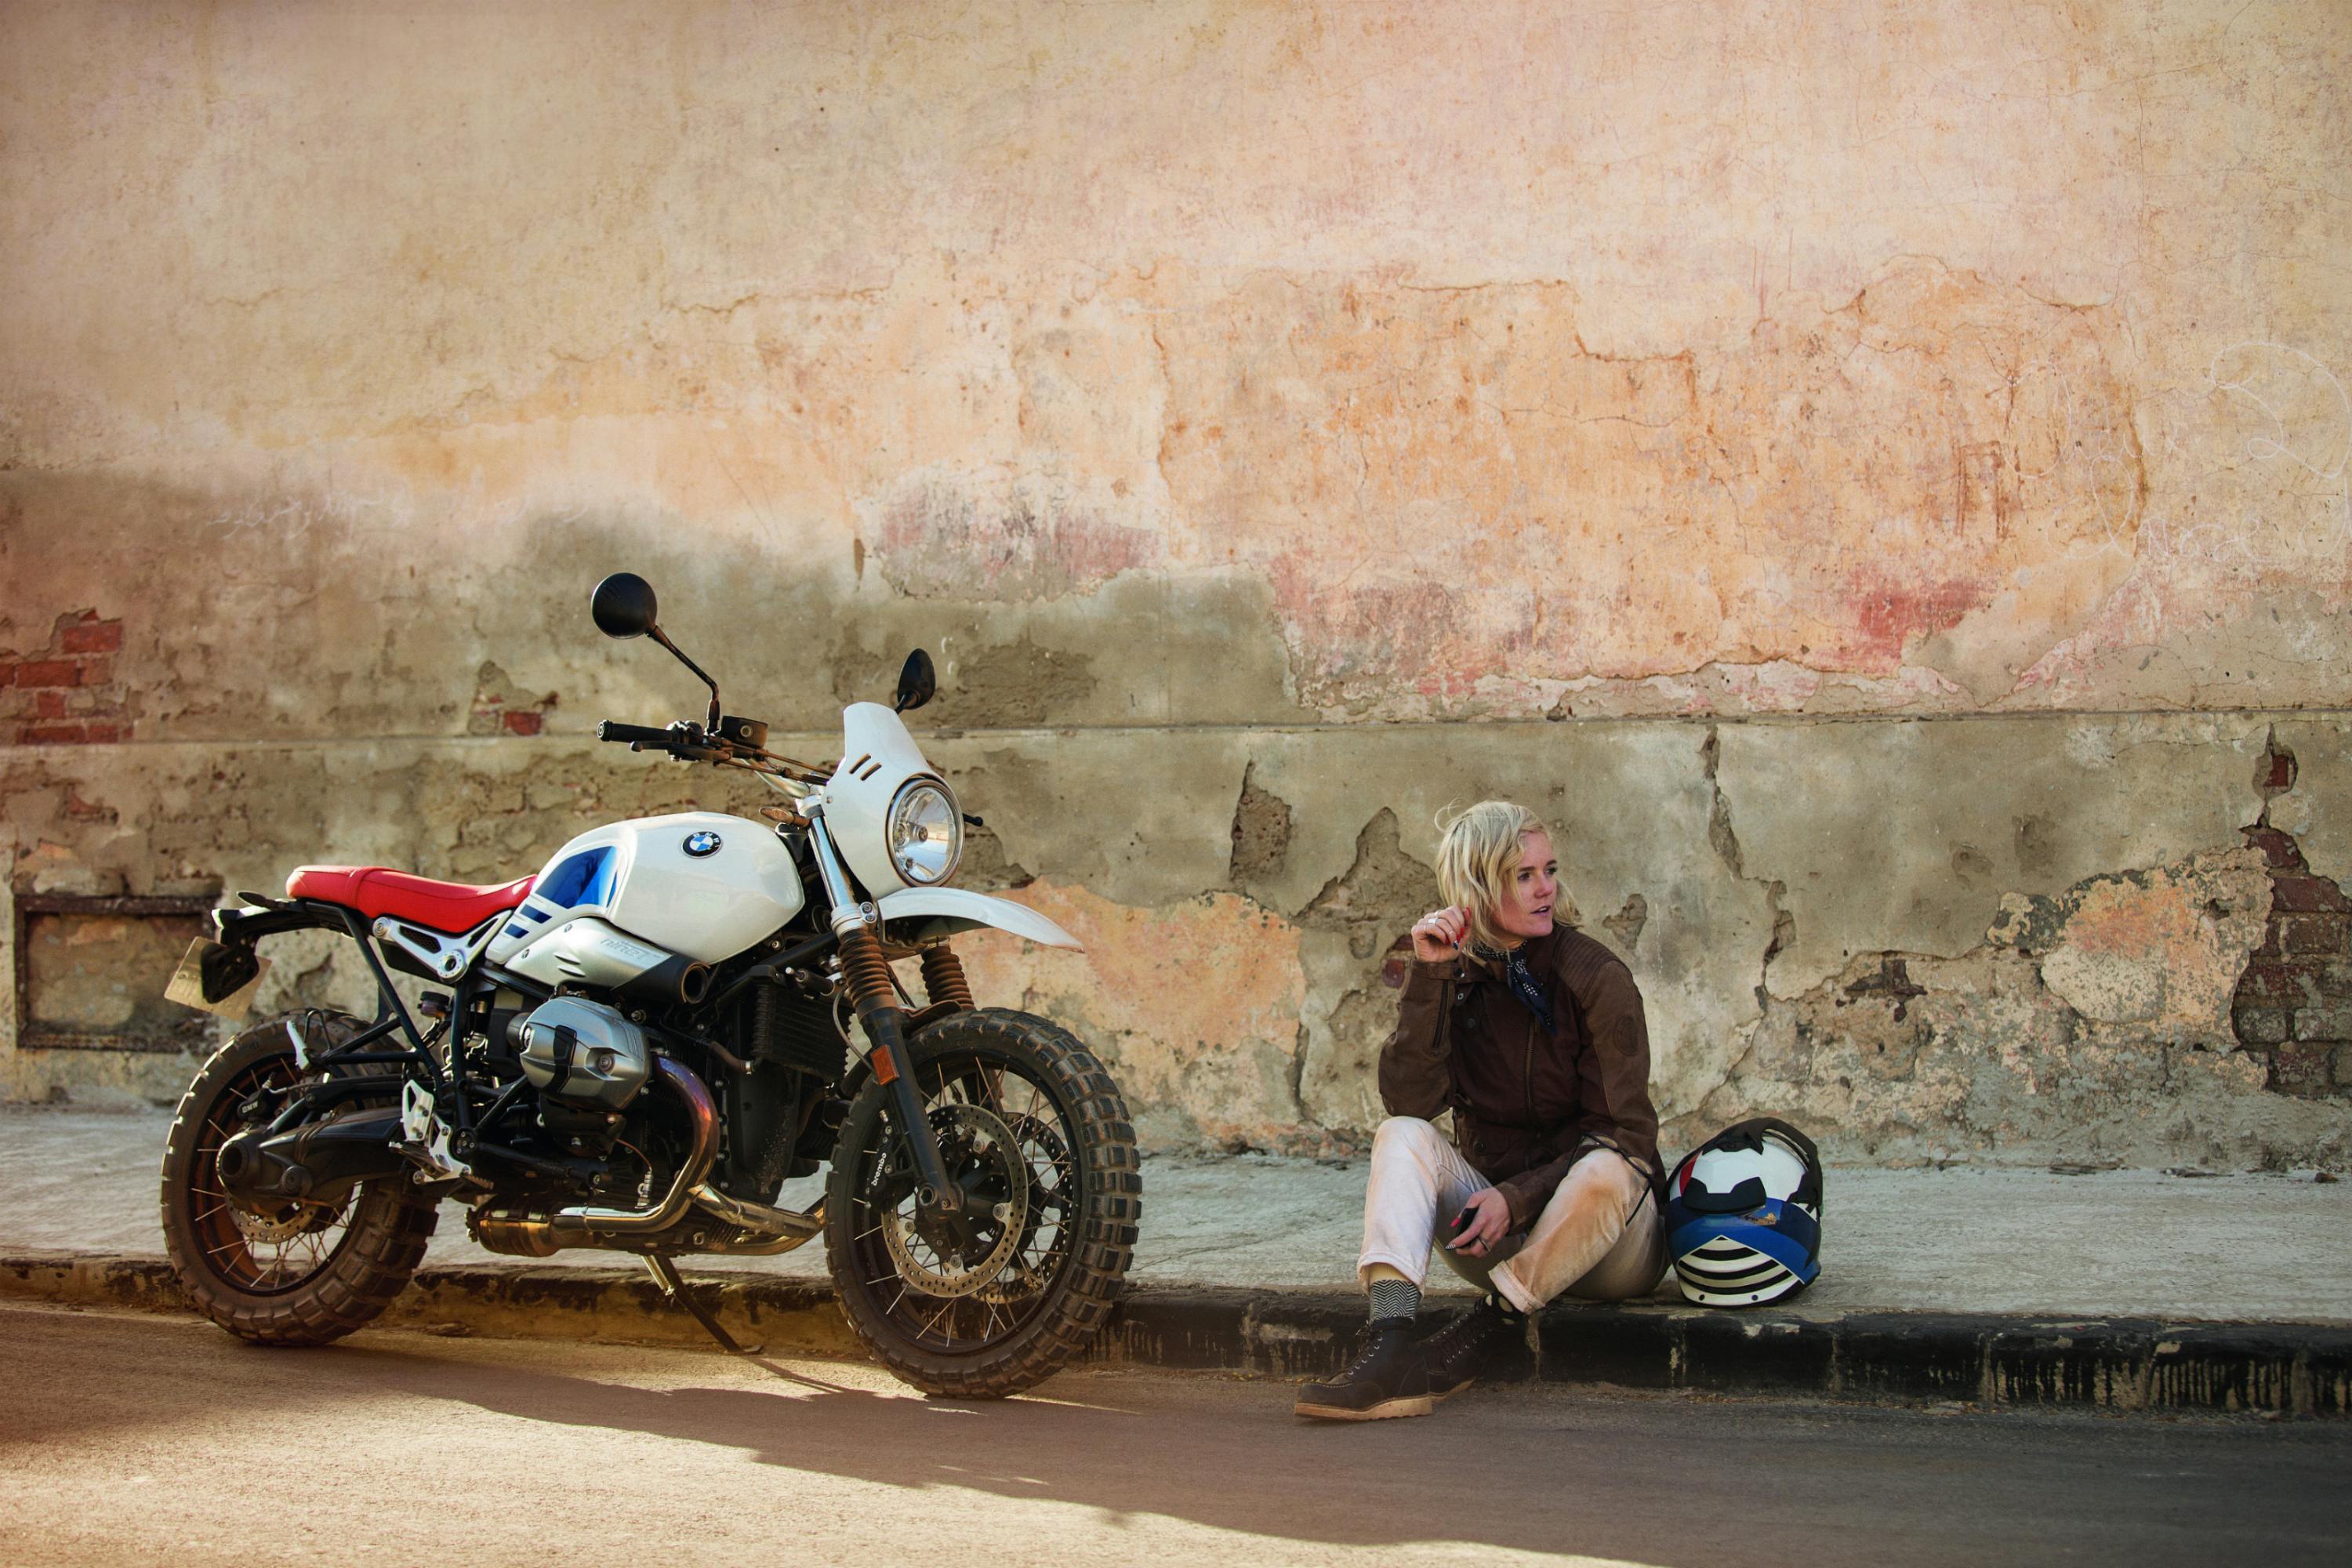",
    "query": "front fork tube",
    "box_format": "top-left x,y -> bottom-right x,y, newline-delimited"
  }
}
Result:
849,981 -> 963,1217
806,803 -> 961,1218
